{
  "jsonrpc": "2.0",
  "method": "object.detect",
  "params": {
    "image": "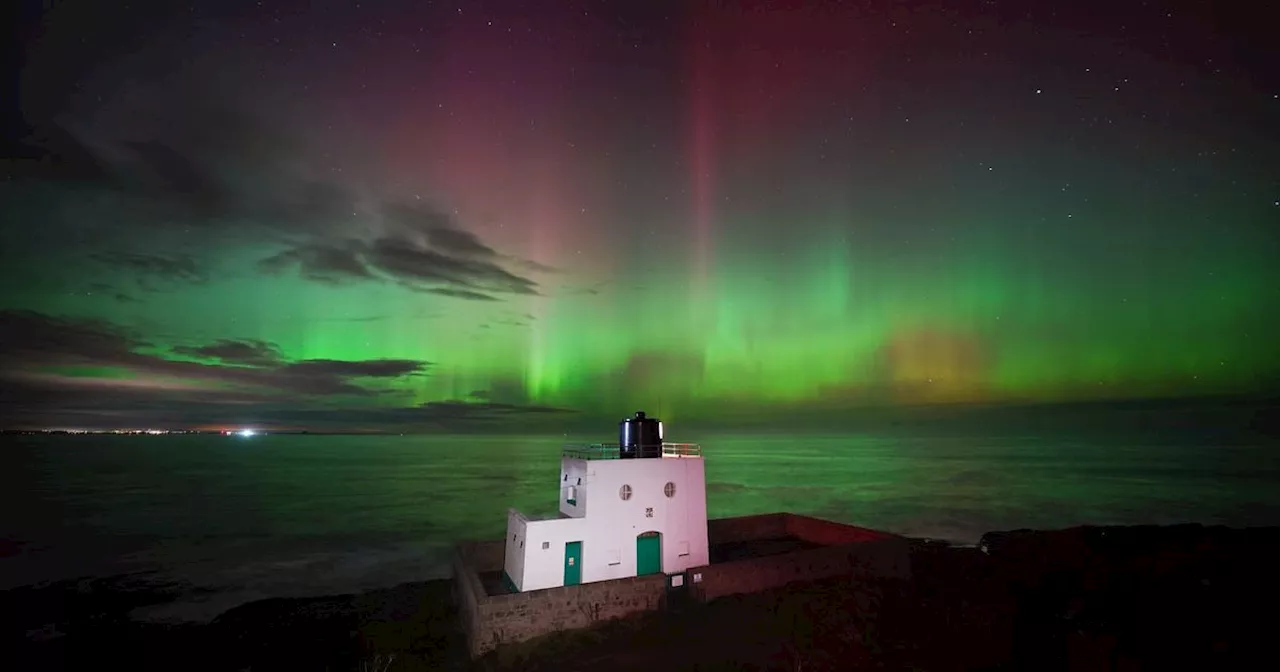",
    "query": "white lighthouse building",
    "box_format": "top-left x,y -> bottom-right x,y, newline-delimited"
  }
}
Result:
502,411 -> 709,592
